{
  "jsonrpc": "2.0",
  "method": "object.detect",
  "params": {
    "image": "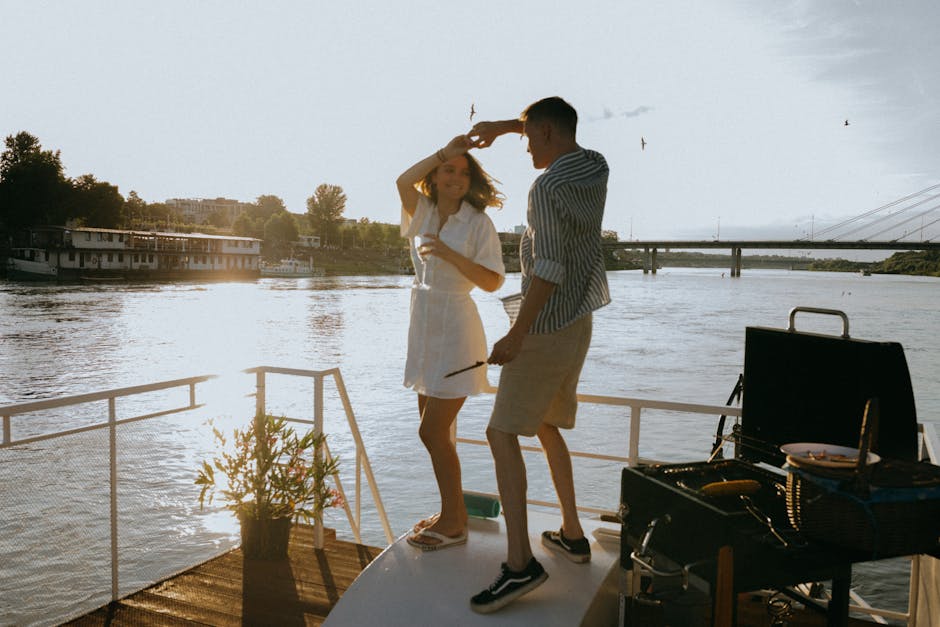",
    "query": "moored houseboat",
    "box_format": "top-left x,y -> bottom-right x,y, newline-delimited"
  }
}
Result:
259,257 -> 325,277
5,226 -> 261,281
